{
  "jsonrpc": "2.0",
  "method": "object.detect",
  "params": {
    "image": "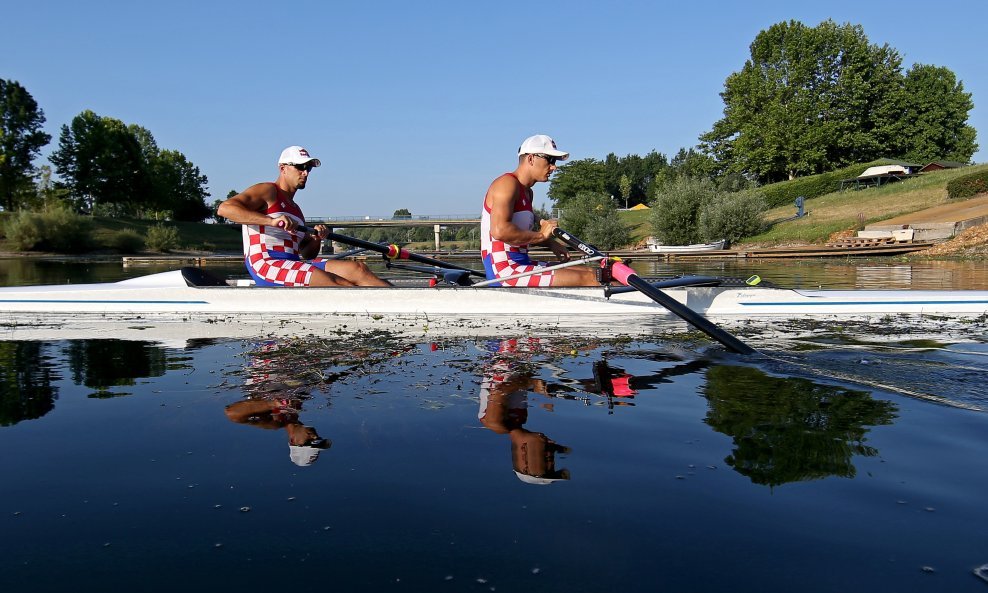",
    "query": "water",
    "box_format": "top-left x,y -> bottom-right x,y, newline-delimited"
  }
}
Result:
2,258 -> 988,591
